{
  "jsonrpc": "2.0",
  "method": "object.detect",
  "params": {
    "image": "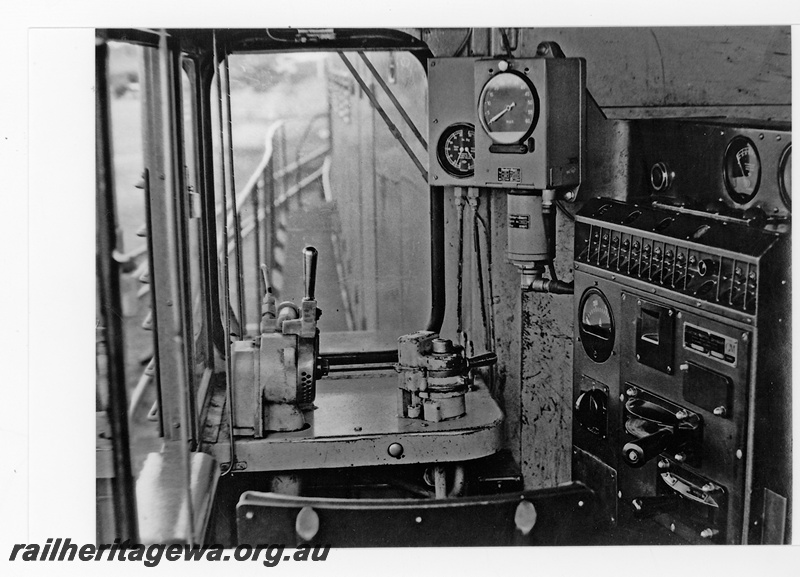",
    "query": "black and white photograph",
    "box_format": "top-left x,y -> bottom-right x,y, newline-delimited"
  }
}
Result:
4,3 -> 800,575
